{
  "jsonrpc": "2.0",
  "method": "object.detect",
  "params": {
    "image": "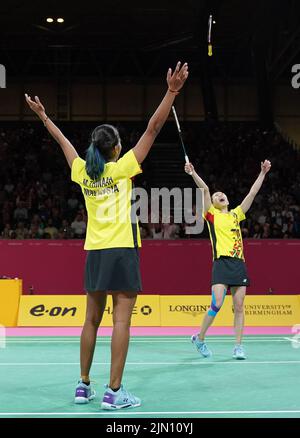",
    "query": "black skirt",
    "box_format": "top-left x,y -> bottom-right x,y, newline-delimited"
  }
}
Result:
211,256 -> 250,288
84,248 -> 142,293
